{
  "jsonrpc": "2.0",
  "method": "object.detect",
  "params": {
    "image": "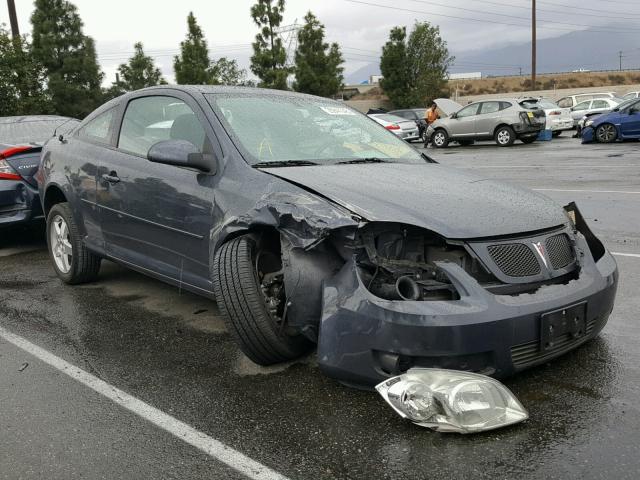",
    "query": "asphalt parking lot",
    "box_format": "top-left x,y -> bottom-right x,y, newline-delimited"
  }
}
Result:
1,136 -> 639,480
